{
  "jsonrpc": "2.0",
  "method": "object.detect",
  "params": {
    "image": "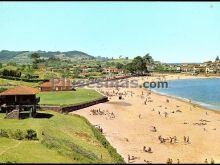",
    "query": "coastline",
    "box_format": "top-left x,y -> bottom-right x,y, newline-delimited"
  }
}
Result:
149,73 -> 220,114
72,73 -> 220,163
151,89 -> 220,115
